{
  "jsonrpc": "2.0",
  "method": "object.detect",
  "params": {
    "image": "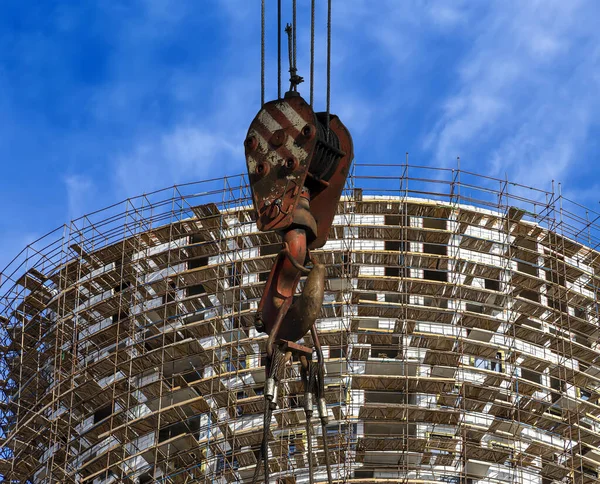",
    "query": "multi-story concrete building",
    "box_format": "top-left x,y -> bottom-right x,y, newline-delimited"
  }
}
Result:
2,165 -> 600,483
